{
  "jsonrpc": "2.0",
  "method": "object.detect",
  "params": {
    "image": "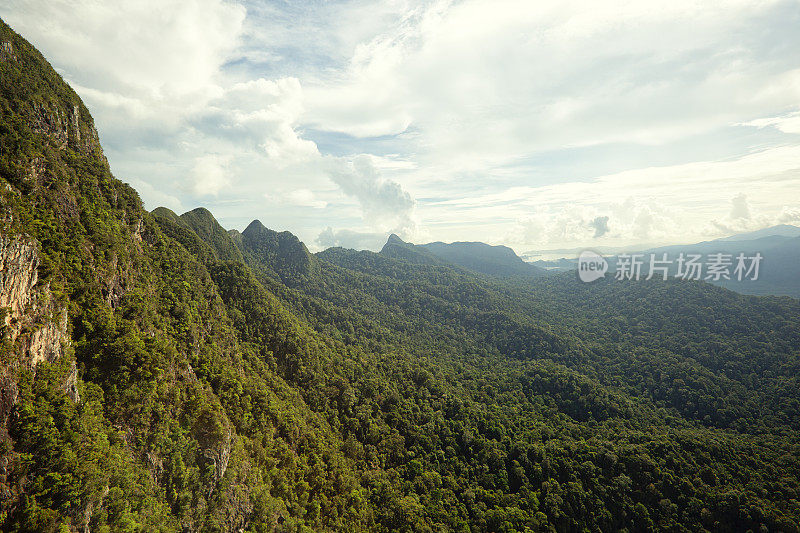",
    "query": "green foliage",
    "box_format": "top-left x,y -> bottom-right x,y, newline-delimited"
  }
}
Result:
2,17 -> 800,533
